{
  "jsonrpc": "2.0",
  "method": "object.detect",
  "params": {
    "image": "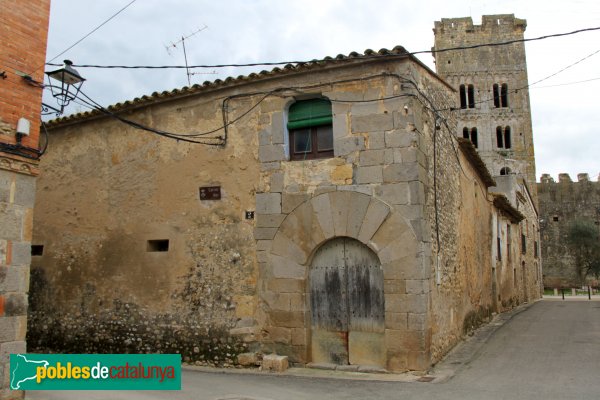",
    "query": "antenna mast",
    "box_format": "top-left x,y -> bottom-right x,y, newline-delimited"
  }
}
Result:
165,25 -> 209,86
